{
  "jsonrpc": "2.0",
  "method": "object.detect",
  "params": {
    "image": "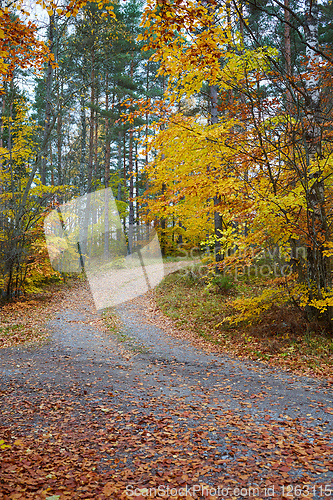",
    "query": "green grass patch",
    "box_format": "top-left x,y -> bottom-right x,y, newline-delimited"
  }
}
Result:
0,324 -> 24,337
103,309 -> 150,354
